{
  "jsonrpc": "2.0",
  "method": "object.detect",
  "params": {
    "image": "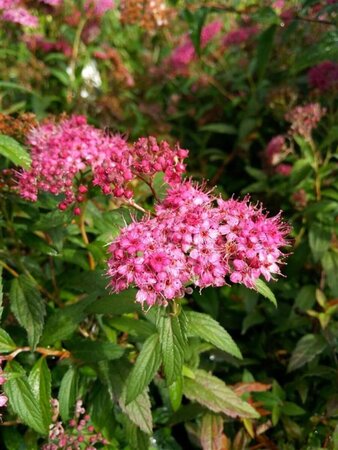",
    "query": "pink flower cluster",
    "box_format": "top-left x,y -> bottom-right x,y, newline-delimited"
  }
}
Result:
285,103 -> 326,139
43,399 -> 108,450
1,6 -> 38,27
107,182 -> 289,307
264,135 -> 292,176
308,61 -> 338,92
168,20 -> 223,74
85,0 -> 114,17
223,25 -> 258,47
17,116 -> 187,211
